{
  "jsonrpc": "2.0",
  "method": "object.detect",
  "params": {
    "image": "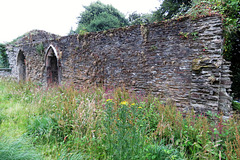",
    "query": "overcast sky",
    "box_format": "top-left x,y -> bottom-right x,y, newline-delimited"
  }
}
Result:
0,0 -> 161,43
